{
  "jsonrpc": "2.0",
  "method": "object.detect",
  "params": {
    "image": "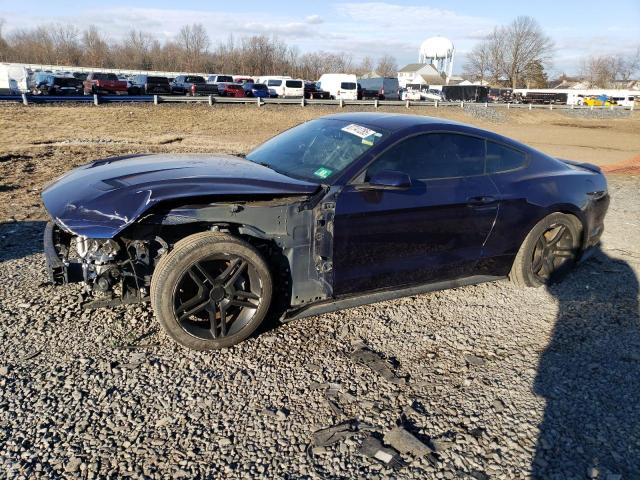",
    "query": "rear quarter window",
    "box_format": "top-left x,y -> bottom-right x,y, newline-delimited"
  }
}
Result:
486,141 -> 527,173
267,80 -> 282,86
